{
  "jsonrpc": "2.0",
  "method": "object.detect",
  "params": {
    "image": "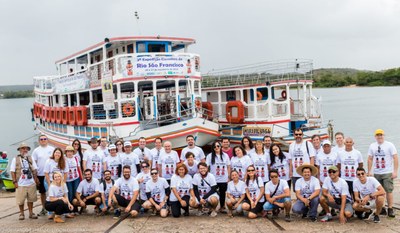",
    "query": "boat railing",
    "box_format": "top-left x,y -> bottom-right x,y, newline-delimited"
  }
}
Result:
202,59 -> 313,88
